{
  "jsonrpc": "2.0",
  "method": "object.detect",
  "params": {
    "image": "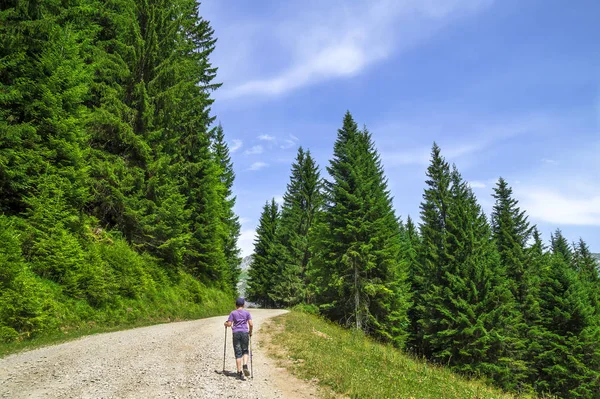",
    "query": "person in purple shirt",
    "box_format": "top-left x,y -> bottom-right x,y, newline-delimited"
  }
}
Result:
224,297 -> 253,380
